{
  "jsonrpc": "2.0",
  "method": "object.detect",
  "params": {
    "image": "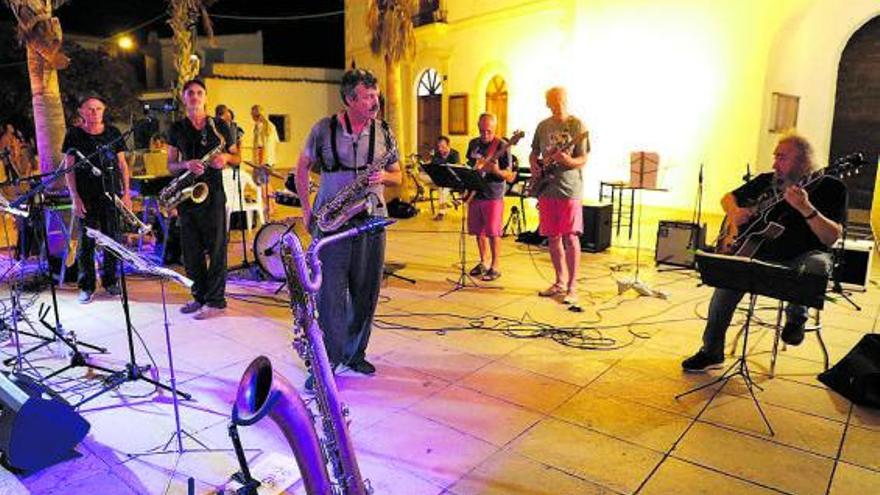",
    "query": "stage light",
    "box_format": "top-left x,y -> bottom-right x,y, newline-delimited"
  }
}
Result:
117,35 -> 135,51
